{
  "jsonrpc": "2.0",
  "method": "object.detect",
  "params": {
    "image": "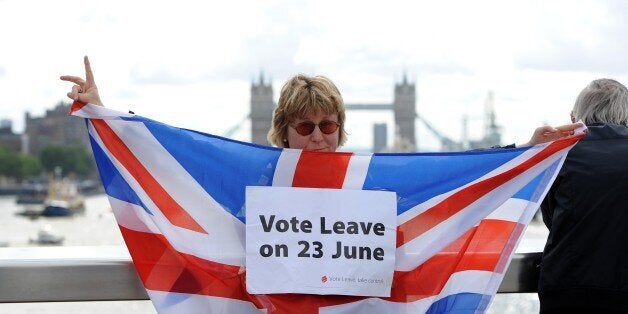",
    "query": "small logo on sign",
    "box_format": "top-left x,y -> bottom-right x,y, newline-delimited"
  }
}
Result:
321,276 -> 328,283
